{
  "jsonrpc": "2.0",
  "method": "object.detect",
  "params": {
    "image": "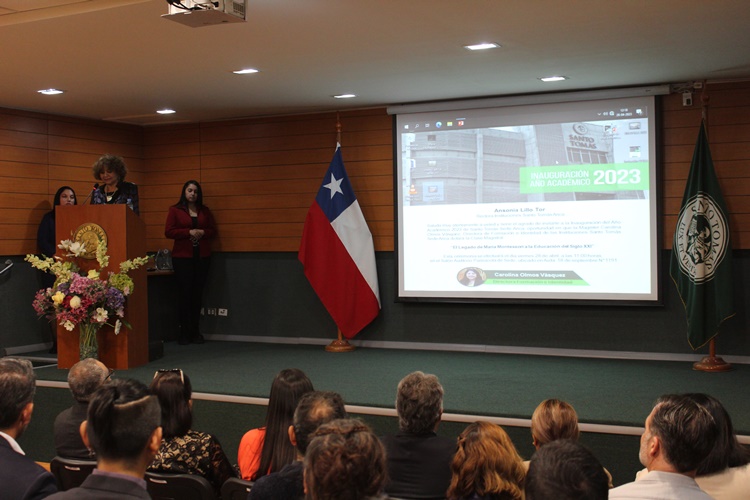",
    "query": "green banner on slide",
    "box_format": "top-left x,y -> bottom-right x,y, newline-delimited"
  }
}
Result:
519,162 -> 649,194
483,270 -> 589,286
